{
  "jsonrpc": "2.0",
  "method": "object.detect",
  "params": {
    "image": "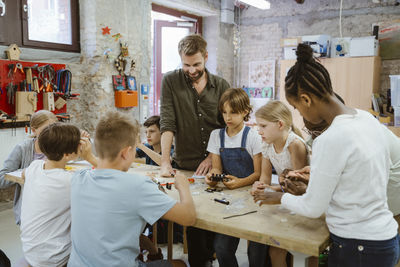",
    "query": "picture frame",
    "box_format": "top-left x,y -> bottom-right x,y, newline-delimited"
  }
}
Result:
112,75 -> 126,91
126,76 -> 137,91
